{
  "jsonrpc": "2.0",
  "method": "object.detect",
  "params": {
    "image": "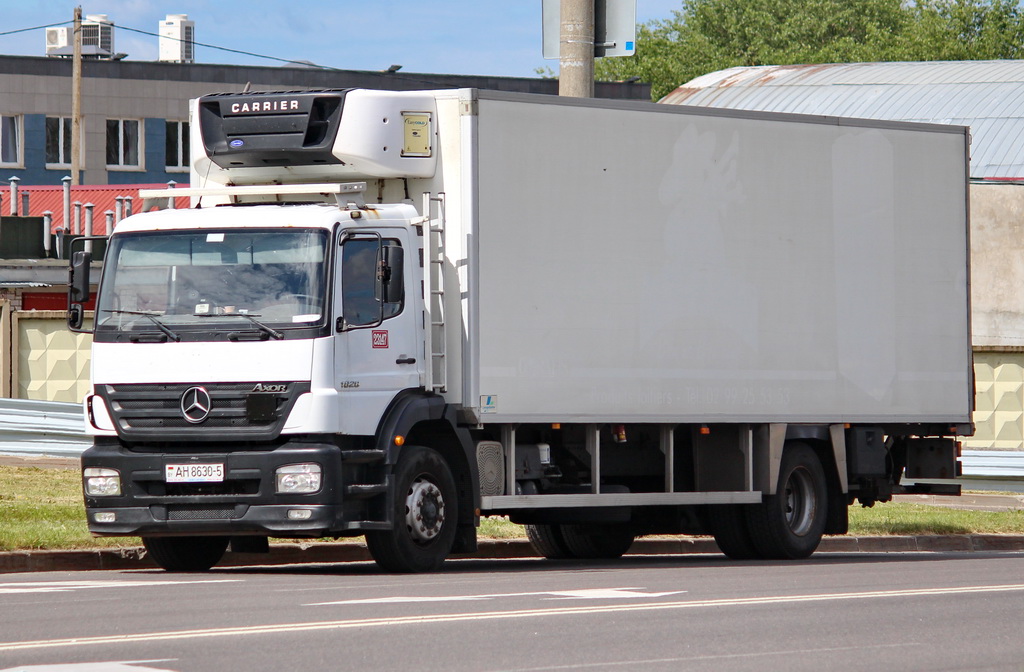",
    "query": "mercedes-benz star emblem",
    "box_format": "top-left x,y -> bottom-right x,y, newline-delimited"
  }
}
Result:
180,386 -> 212,424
